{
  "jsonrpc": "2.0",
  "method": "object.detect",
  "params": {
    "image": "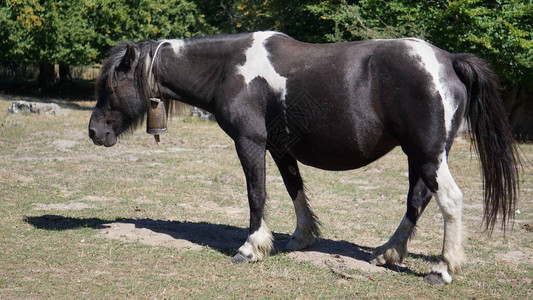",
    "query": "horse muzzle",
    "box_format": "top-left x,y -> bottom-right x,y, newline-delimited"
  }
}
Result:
88,122 -> 117,147
90,131 -> 117,147
89,128 -> 117,147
